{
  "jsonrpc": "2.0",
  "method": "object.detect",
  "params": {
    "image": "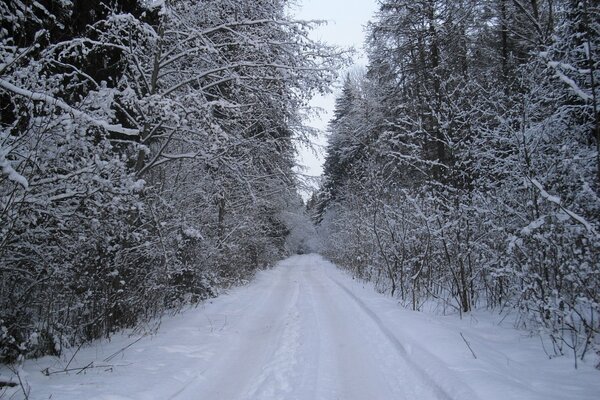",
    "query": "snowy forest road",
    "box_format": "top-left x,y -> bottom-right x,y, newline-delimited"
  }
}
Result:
20,254 -> 598,400
161,254 -> 473,400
